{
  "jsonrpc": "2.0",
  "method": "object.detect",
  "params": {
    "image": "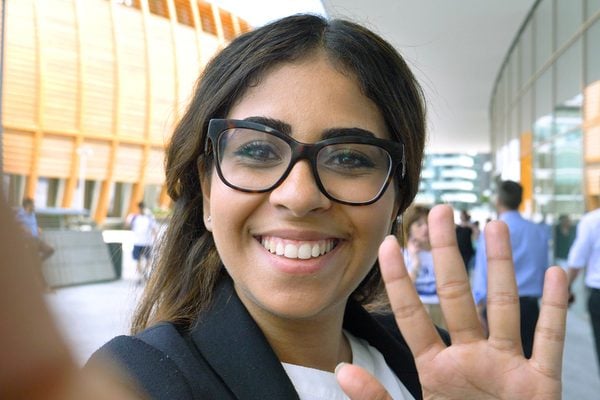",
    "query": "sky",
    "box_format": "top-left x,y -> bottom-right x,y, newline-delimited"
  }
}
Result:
209,0 -> 327,26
